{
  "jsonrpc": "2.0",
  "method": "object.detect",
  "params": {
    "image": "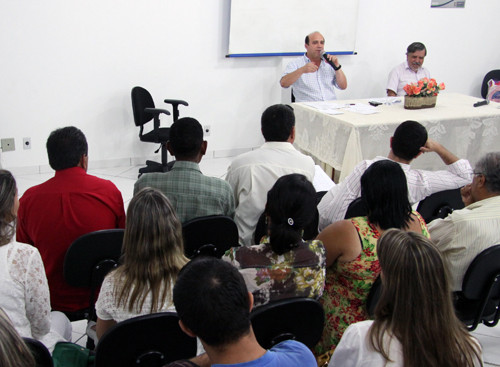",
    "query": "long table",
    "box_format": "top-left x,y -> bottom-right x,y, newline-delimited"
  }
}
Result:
293,93 -> 500,181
